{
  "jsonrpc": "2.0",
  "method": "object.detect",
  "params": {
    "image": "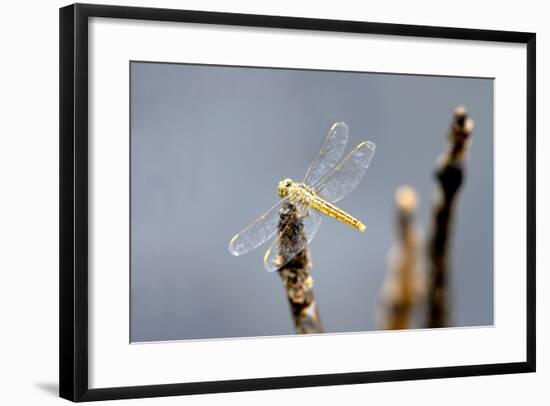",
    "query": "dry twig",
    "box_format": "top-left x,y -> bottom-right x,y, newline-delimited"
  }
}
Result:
427,106 -> 474,328
380,186 -> 422,330
277,203 -> 324,334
